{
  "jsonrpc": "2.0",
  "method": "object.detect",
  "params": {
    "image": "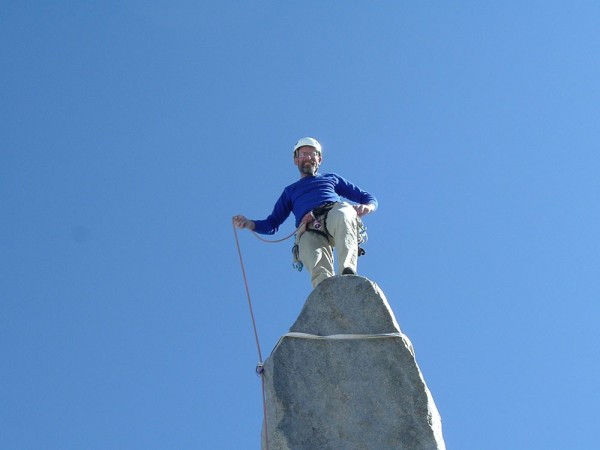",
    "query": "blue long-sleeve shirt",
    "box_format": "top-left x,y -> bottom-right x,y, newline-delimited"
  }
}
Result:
252,173 -> 378,235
